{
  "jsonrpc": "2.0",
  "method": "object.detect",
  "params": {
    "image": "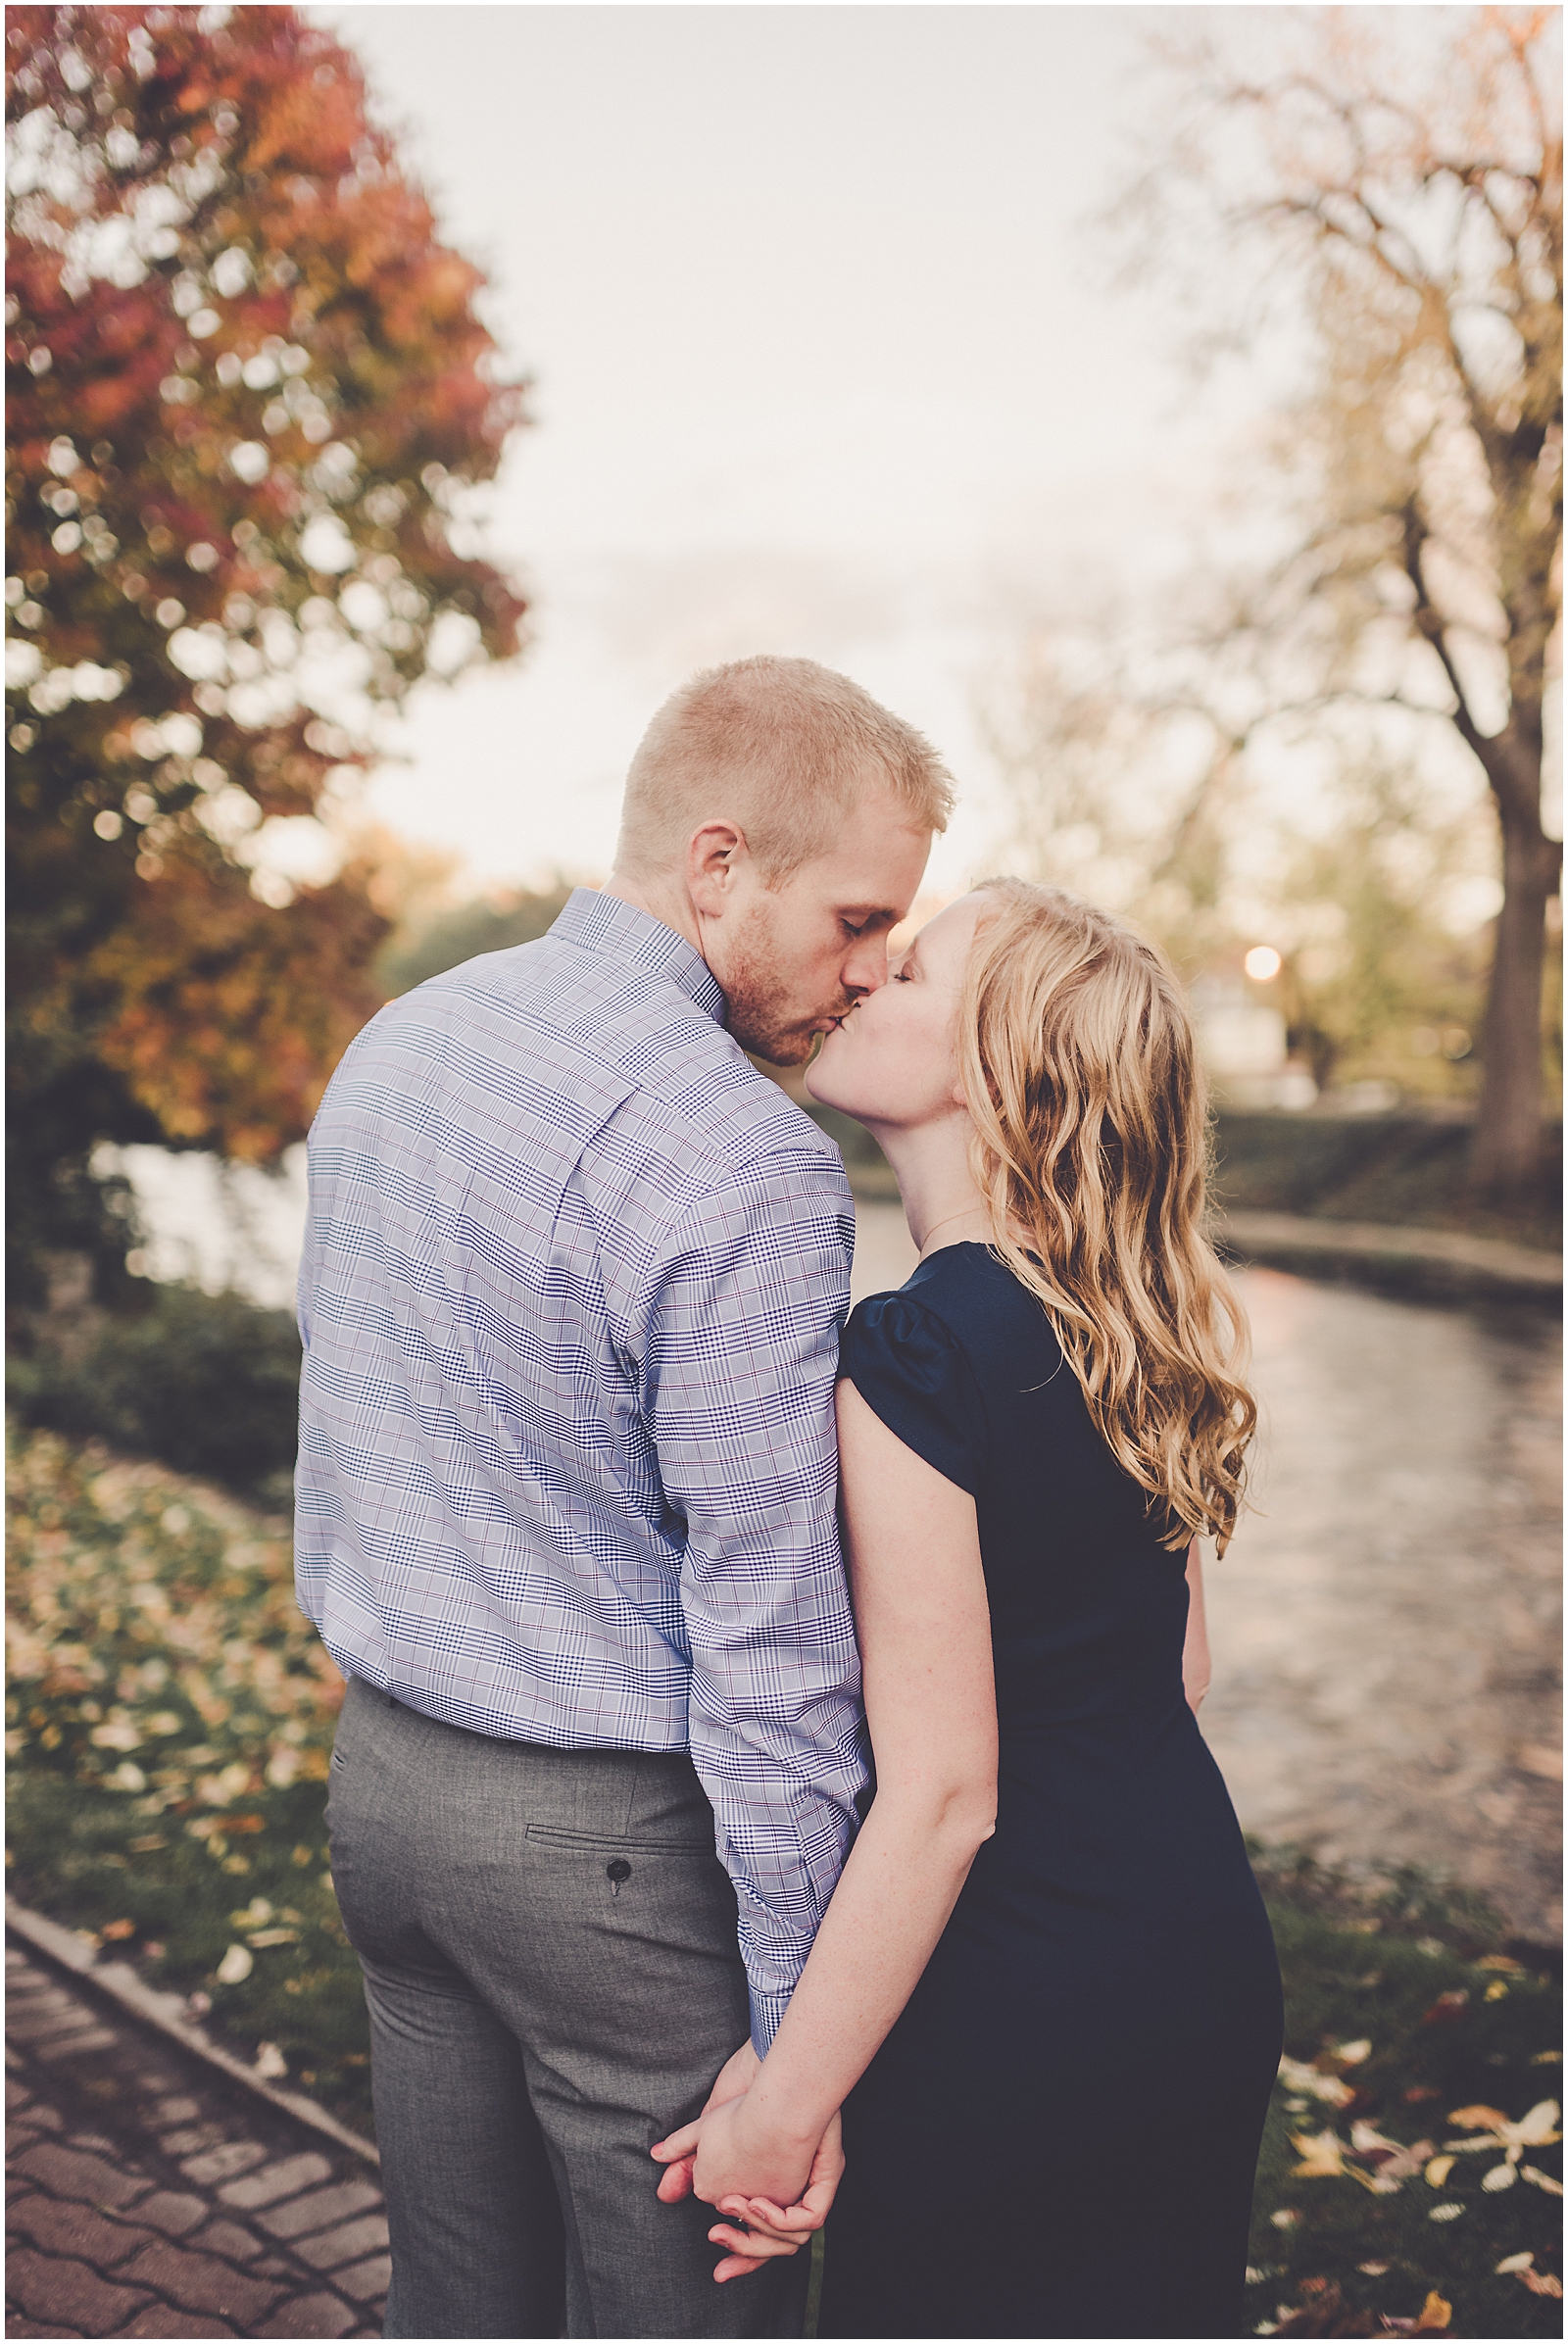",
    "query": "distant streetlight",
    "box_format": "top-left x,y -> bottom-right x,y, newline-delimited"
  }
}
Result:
1244,946 -> 1282,982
